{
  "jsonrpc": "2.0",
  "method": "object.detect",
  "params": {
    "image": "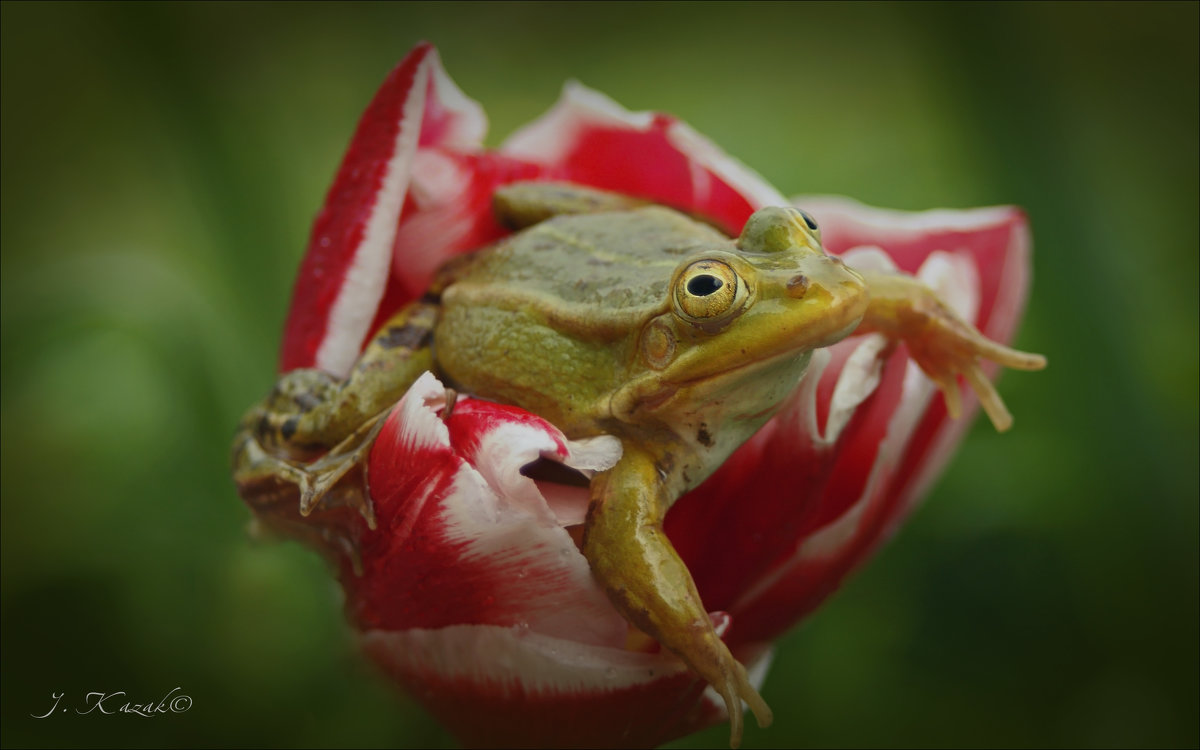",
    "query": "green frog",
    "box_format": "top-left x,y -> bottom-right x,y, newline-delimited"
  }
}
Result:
232,182 -> 1046,747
